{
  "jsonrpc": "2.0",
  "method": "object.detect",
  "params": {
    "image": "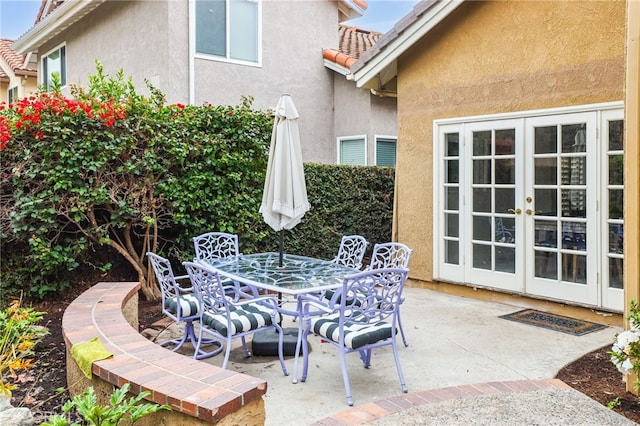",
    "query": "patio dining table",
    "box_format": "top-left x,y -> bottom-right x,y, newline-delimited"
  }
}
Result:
199,252 -> 360,382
